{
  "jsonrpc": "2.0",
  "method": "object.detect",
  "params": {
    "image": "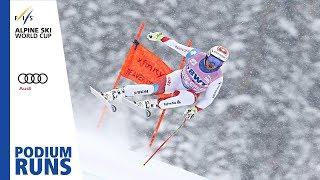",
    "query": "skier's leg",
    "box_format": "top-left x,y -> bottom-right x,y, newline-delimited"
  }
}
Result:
153,69 -> 187,95
129,70 -> 184,97
102,84 -> 156,101
123,84 -> 156,96
122,69 -> 183,96
132,69 -> 189,108
132,69 -> 191,108
103,70 -> 185,101
158,90 -> 196,109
